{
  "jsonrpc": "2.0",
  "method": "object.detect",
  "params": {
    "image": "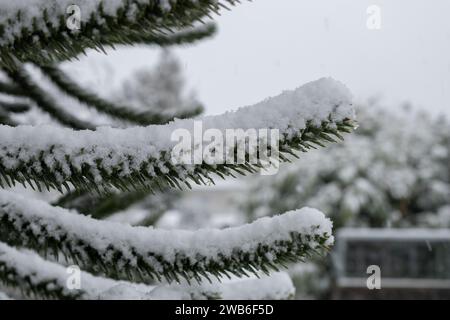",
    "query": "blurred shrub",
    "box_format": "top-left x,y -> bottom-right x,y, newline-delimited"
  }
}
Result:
243,102 -> 450,229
